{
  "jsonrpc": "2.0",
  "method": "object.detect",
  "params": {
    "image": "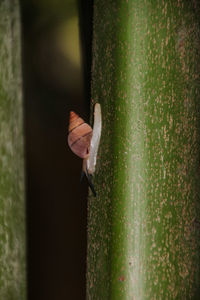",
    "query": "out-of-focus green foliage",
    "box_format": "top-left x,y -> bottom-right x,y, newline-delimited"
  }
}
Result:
56,17 -> 81,67
21,0 -> 78,29
22,0 -> 82,94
